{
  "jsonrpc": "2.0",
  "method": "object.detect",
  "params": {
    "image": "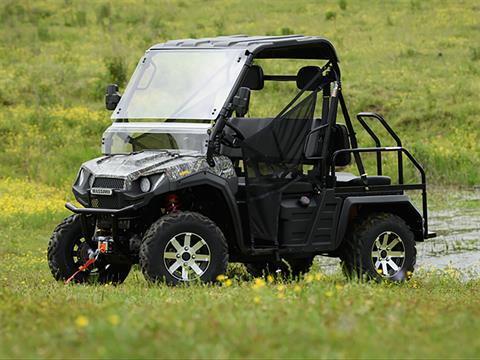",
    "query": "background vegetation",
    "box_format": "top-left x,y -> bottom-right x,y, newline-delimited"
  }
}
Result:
0,0 -> 479,358
0,0 -> 479,188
